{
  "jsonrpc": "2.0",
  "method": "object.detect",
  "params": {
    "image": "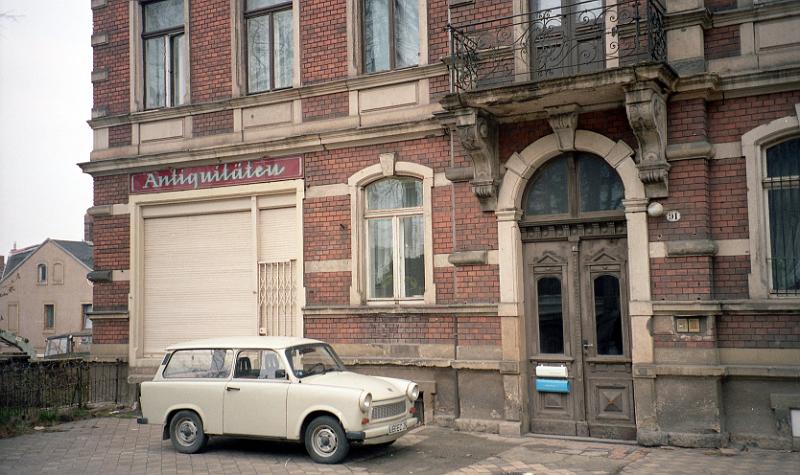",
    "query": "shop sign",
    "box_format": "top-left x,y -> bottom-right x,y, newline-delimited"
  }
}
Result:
130,156 -> 302,194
